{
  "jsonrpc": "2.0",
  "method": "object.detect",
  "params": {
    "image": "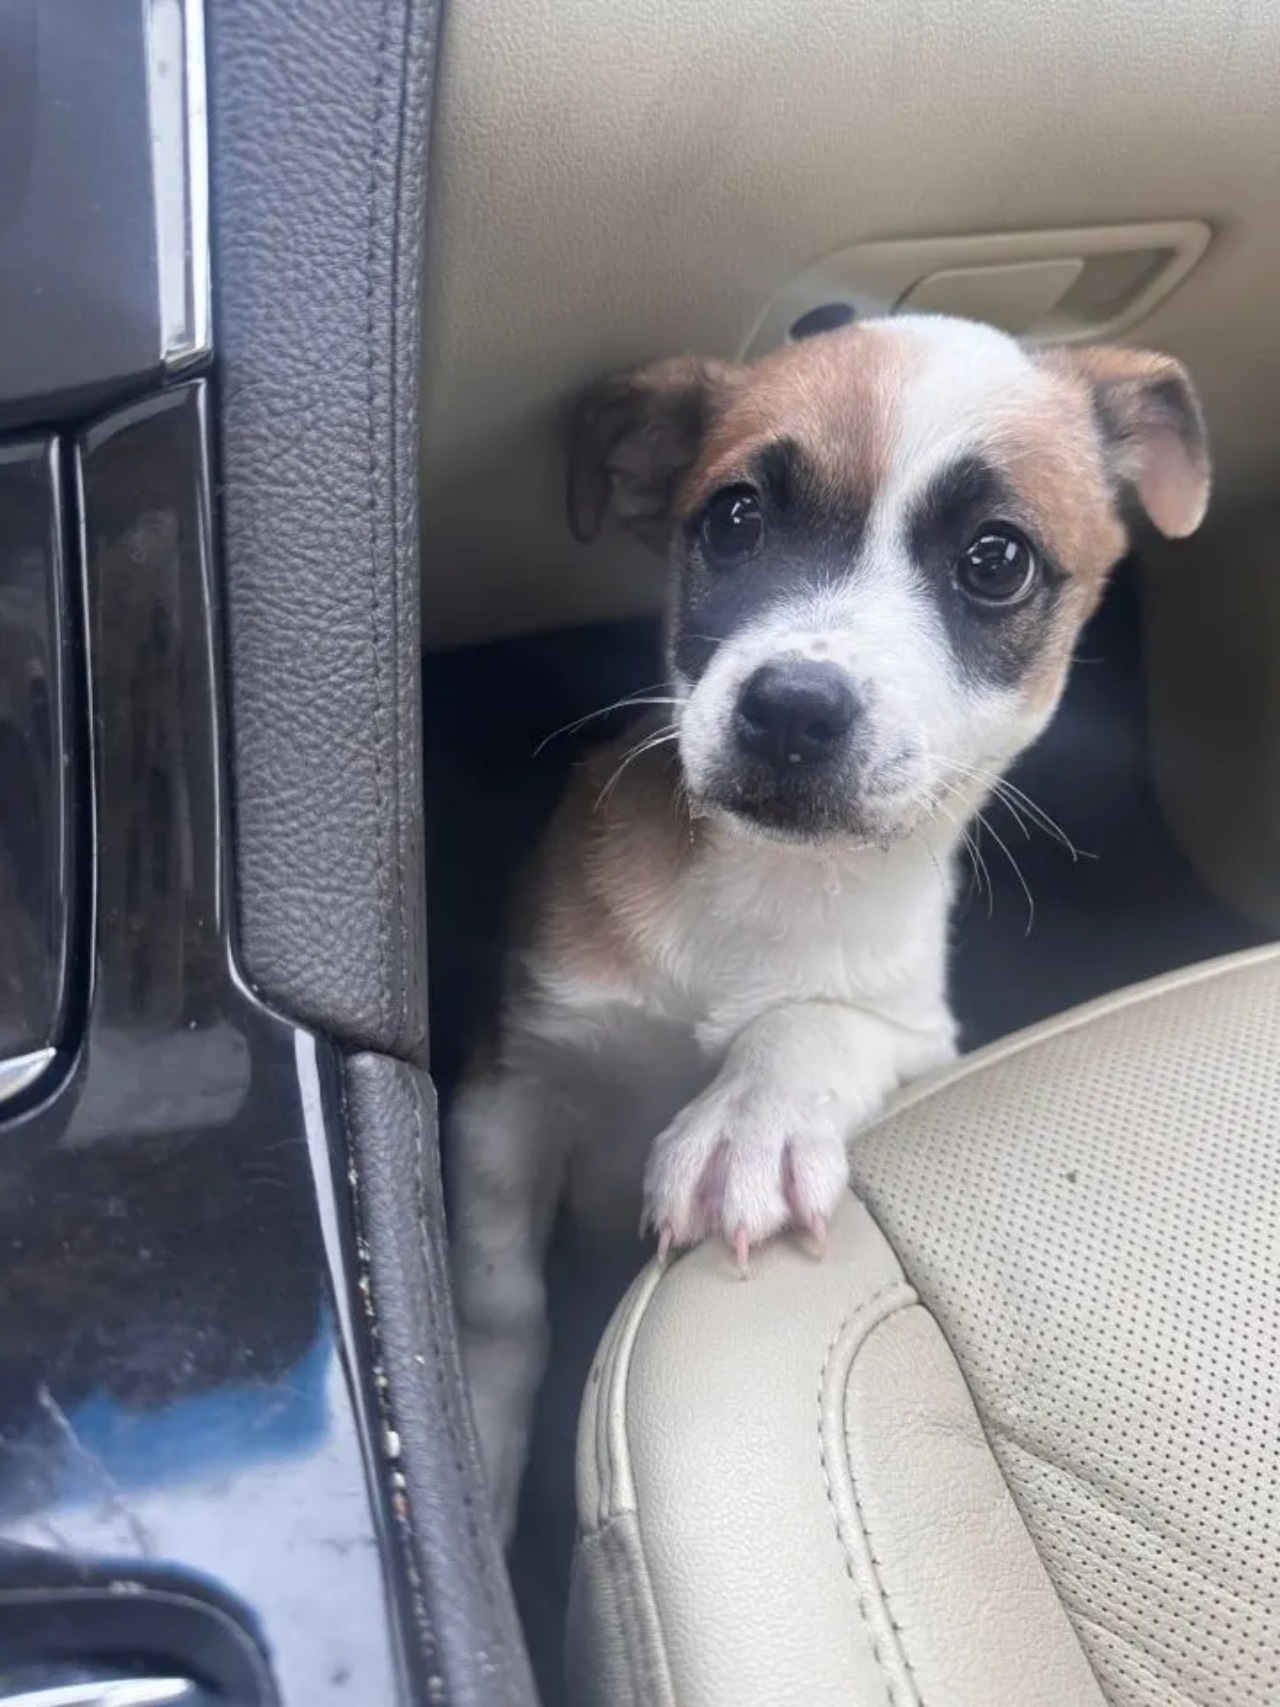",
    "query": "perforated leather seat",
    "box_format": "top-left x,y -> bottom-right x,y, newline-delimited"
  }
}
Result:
567,946 -> 1280,1707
